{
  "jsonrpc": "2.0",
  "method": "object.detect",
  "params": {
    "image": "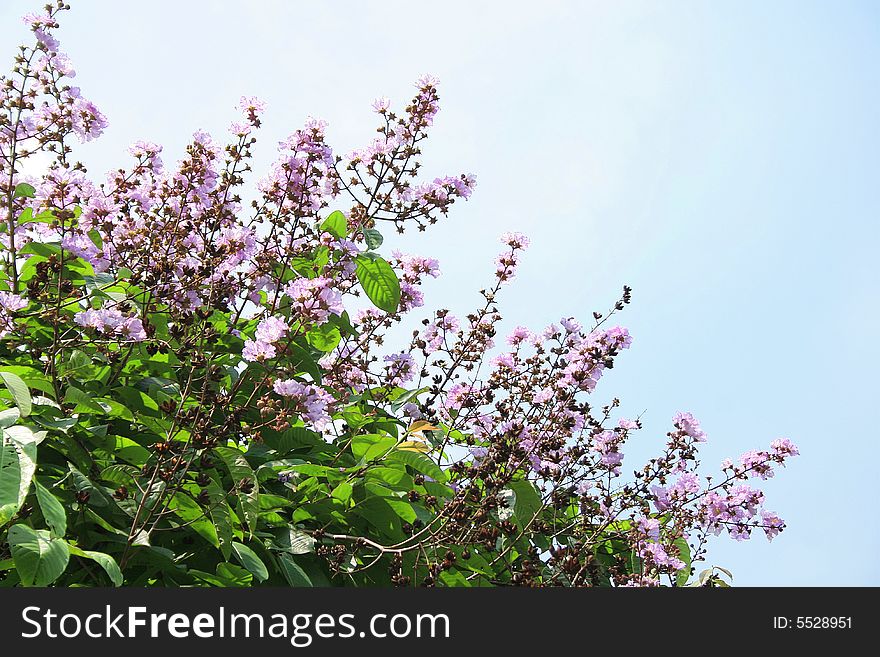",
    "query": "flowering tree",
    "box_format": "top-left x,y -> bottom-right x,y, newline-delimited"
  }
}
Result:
0,3 -> 797,588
